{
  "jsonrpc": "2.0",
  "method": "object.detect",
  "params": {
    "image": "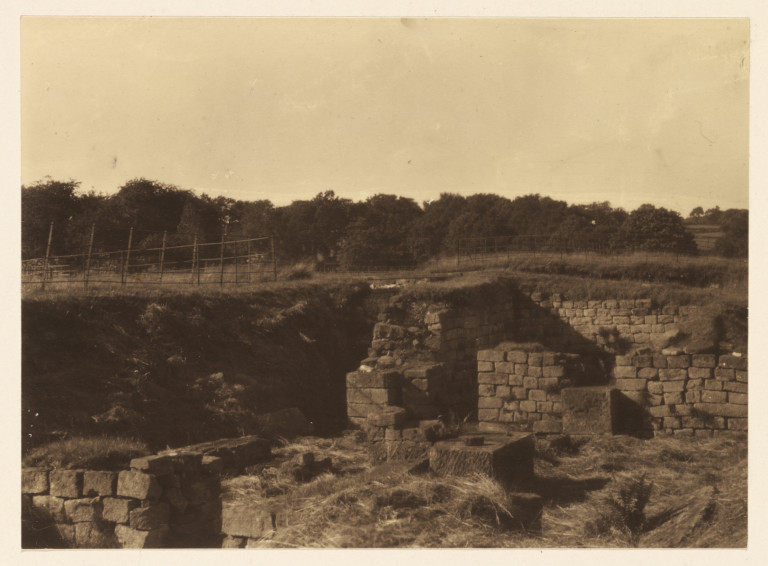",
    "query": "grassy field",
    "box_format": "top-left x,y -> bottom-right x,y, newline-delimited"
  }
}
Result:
223,431 -> 747,548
